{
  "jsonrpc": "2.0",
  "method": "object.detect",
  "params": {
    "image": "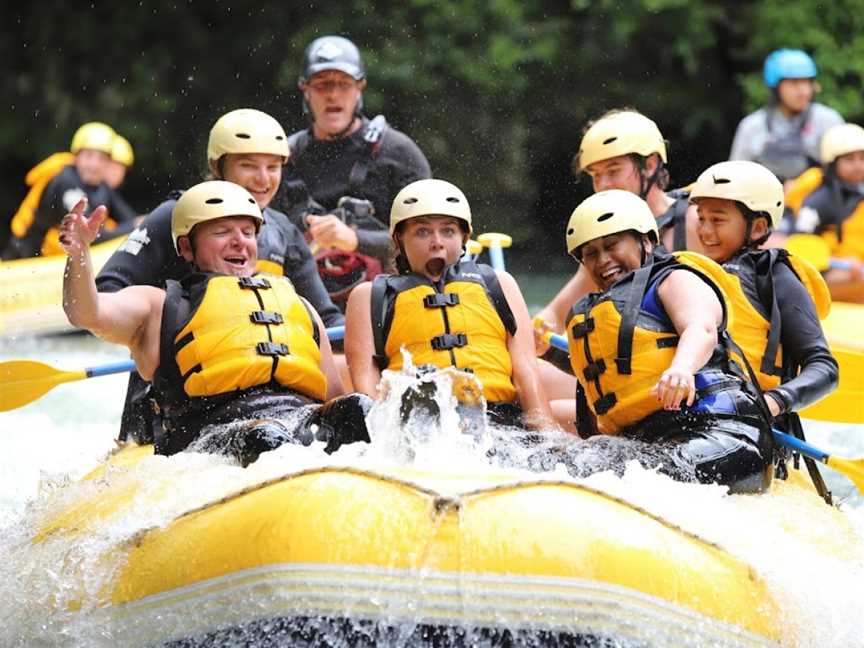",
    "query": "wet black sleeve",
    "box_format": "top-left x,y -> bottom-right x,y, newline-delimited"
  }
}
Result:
355,228 -> 392,263
281,223 -> 345,329
767,262 -> 839,413
95,201 -> 186,293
